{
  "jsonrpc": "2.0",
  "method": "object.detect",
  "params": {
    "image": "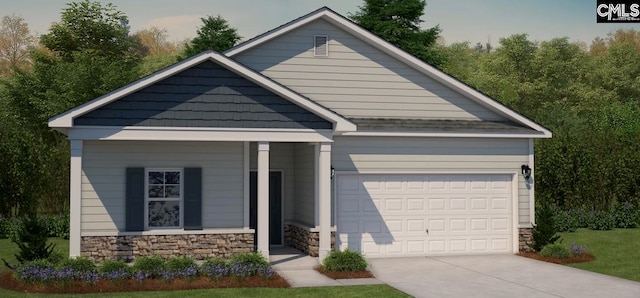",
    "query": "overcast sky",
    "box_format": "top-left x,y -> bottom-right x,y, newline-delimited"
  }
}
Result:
4,0 -> 640,46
